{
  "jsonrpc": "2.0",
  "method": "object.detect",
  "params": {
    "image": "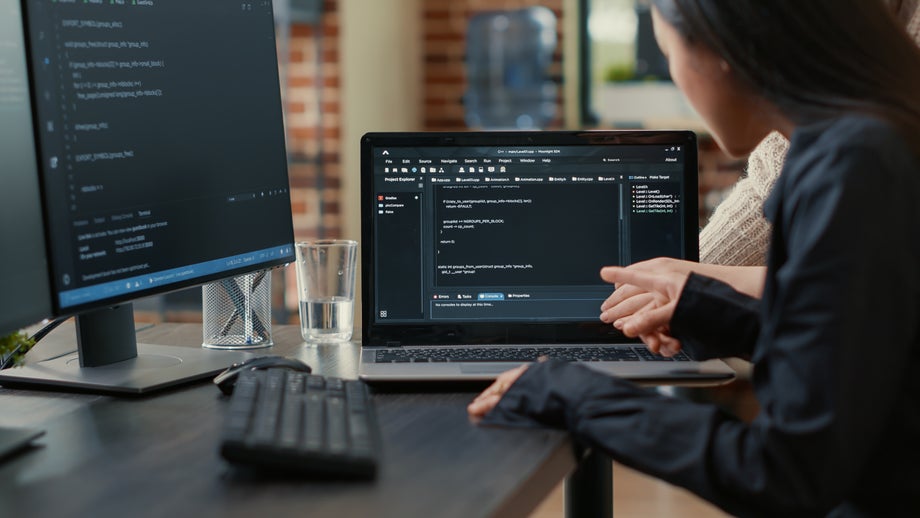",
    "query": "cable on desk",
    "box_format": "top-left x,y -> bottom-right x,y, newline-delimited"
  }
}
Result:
0,317 -> 67,370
